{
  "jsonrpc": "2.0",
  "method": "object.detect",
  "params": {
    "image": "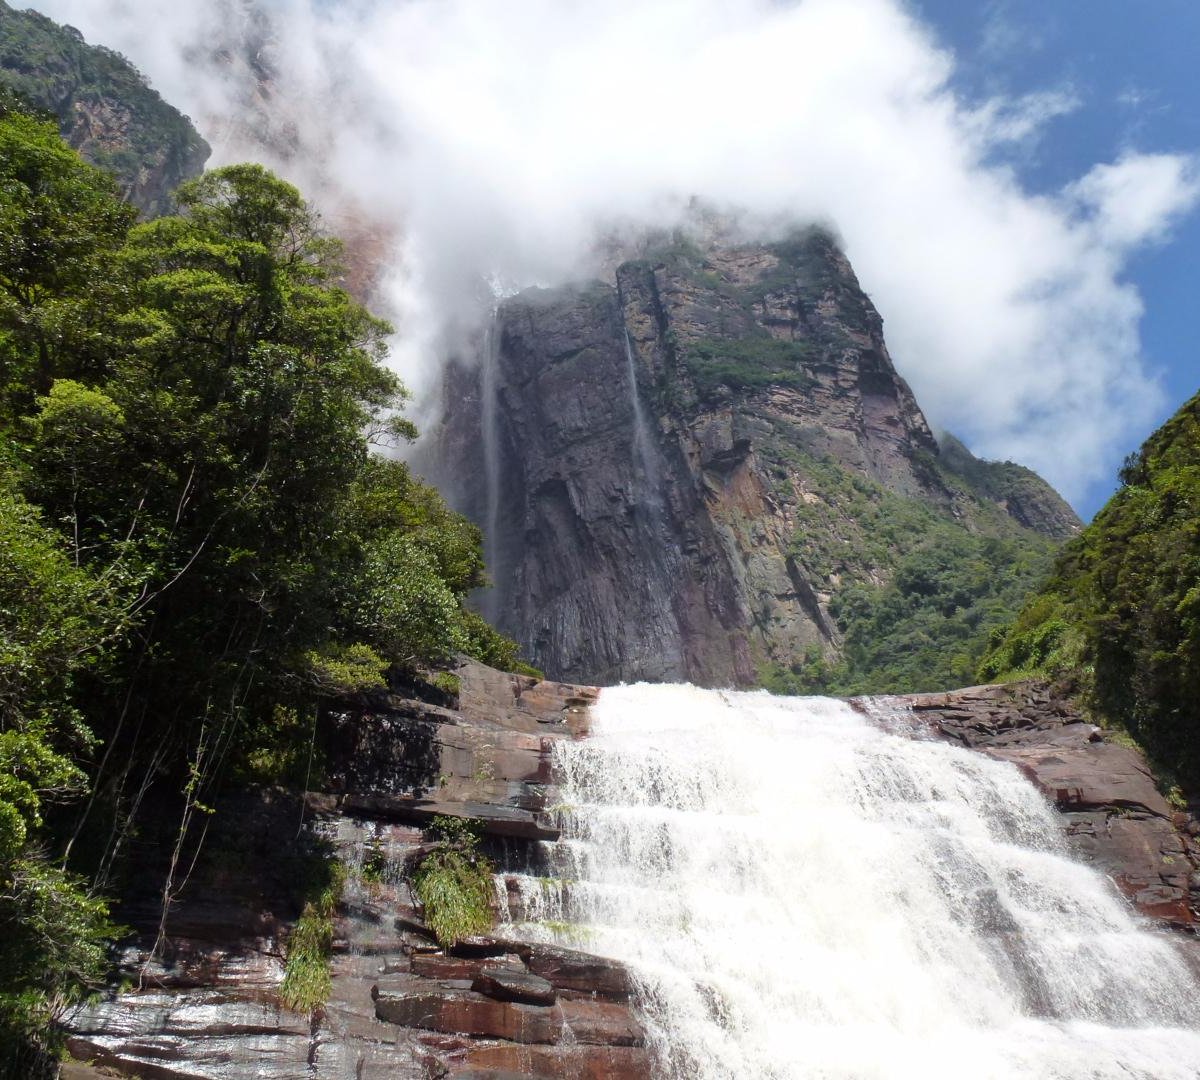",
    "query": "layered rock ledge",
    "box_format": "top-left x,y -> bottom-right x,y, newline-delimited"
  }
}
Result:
64,659 -> 646,1080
